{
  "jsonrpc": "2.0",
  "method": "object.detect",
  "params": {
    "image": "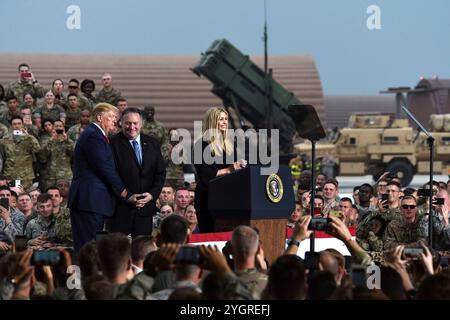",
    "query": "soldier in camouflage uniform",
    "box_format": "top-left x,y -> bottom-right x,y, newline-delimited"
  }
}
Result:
96,73 -> 122,106
81,79 -> 97,106
34,90 -> 66,123
50,79 -> 66,108
64,93 -> 82,132
141,105 -> 168,148
53,204 -> 72,247
165,129 -> 185,188
357,215 -> 386,252
0,116 -> 41,191
20,106 -> 39,139
67,109 -> 91,142
0,84 -> 6,114
0,122 -> 9,140
6,63 -> 44,104
37,120 -> 74,191
383,195 -> 429,250
17,193 -> 38,229
66,79 -> 93,111
0,185 -> 26,240
25,193 -> 57,247
42,186 -> 73,246
0,96 -> 21,128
